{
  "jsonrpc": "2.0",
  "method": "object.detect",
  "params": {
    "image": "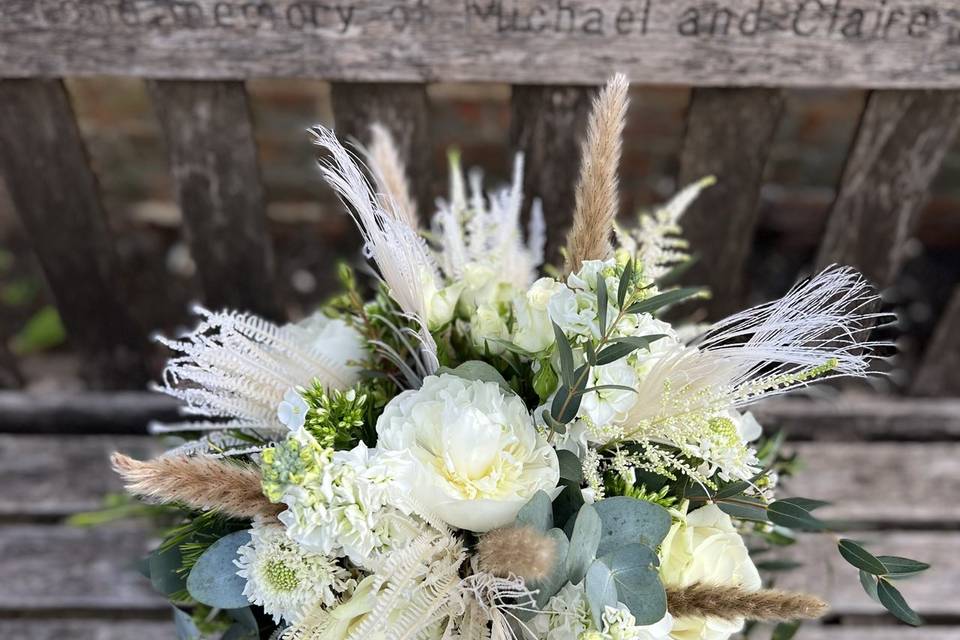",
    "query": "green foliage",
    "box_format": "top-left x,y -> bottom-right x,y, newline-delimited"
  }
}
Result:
836,539 -> 929,624
10,305 -> 65,355
767,499 -> 828,532
528,528 -> 571,609
515,490 -> 553,532
186,530 -> 253,609
591,544 -> 666,626
565,505 -> 602,584
603,474 -> 677,509
593,496 -> 671,557
301,382 -> 370,450
437,360 -> 512,393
